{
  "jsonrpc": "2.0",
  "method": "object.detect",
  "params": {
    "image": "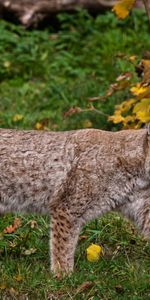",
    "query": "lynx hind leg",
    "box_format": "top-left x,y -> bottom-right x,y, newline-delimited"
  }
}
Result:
118,190 -> 150,239
138,202 -> 150,238
50,208 -> 81,276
